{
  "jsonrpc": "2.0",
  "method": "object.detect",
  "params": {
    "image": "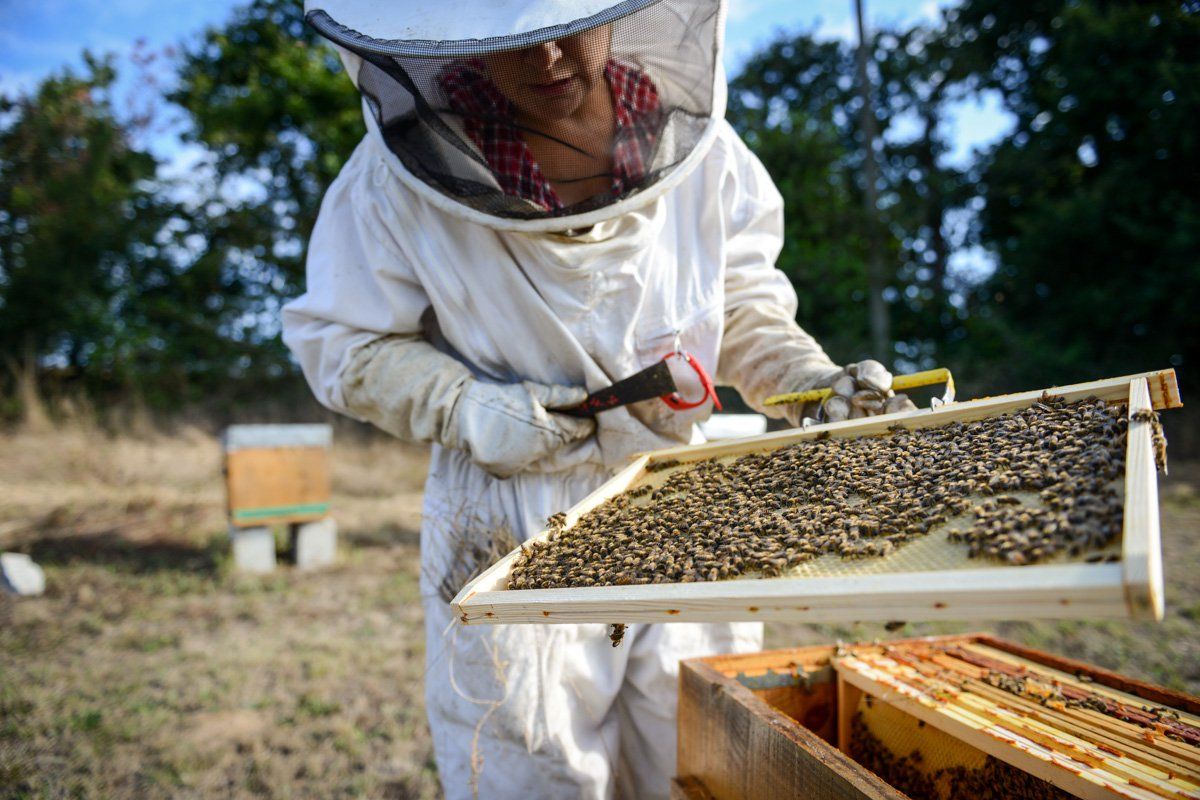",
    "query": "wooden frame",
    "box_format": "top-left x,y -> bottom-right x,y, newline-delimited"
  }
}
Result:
453,370 -> 1181,626
676,633 -> 1200,800
831,640 -> 1200,799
